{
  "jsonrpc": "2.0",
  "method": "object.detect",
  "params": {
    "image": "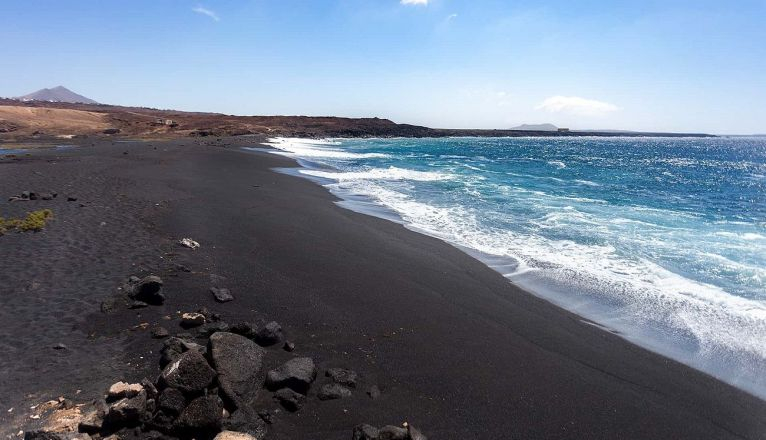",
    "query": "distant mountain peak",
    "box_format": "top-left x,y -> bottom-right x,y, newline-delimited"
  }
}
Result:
511,123 -> 558,131
16,86 -> 98,104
